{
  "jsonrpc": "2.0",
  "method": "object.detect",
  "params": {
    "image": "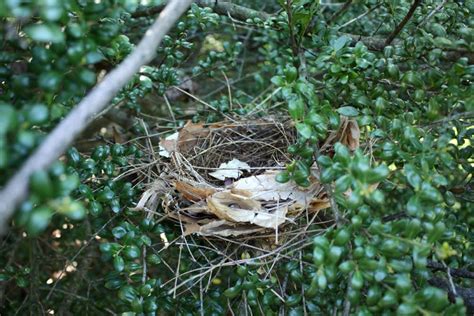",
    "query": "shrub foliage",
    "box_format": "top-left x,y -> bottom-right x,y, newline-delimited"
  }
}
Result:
0,0 -> 473,315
